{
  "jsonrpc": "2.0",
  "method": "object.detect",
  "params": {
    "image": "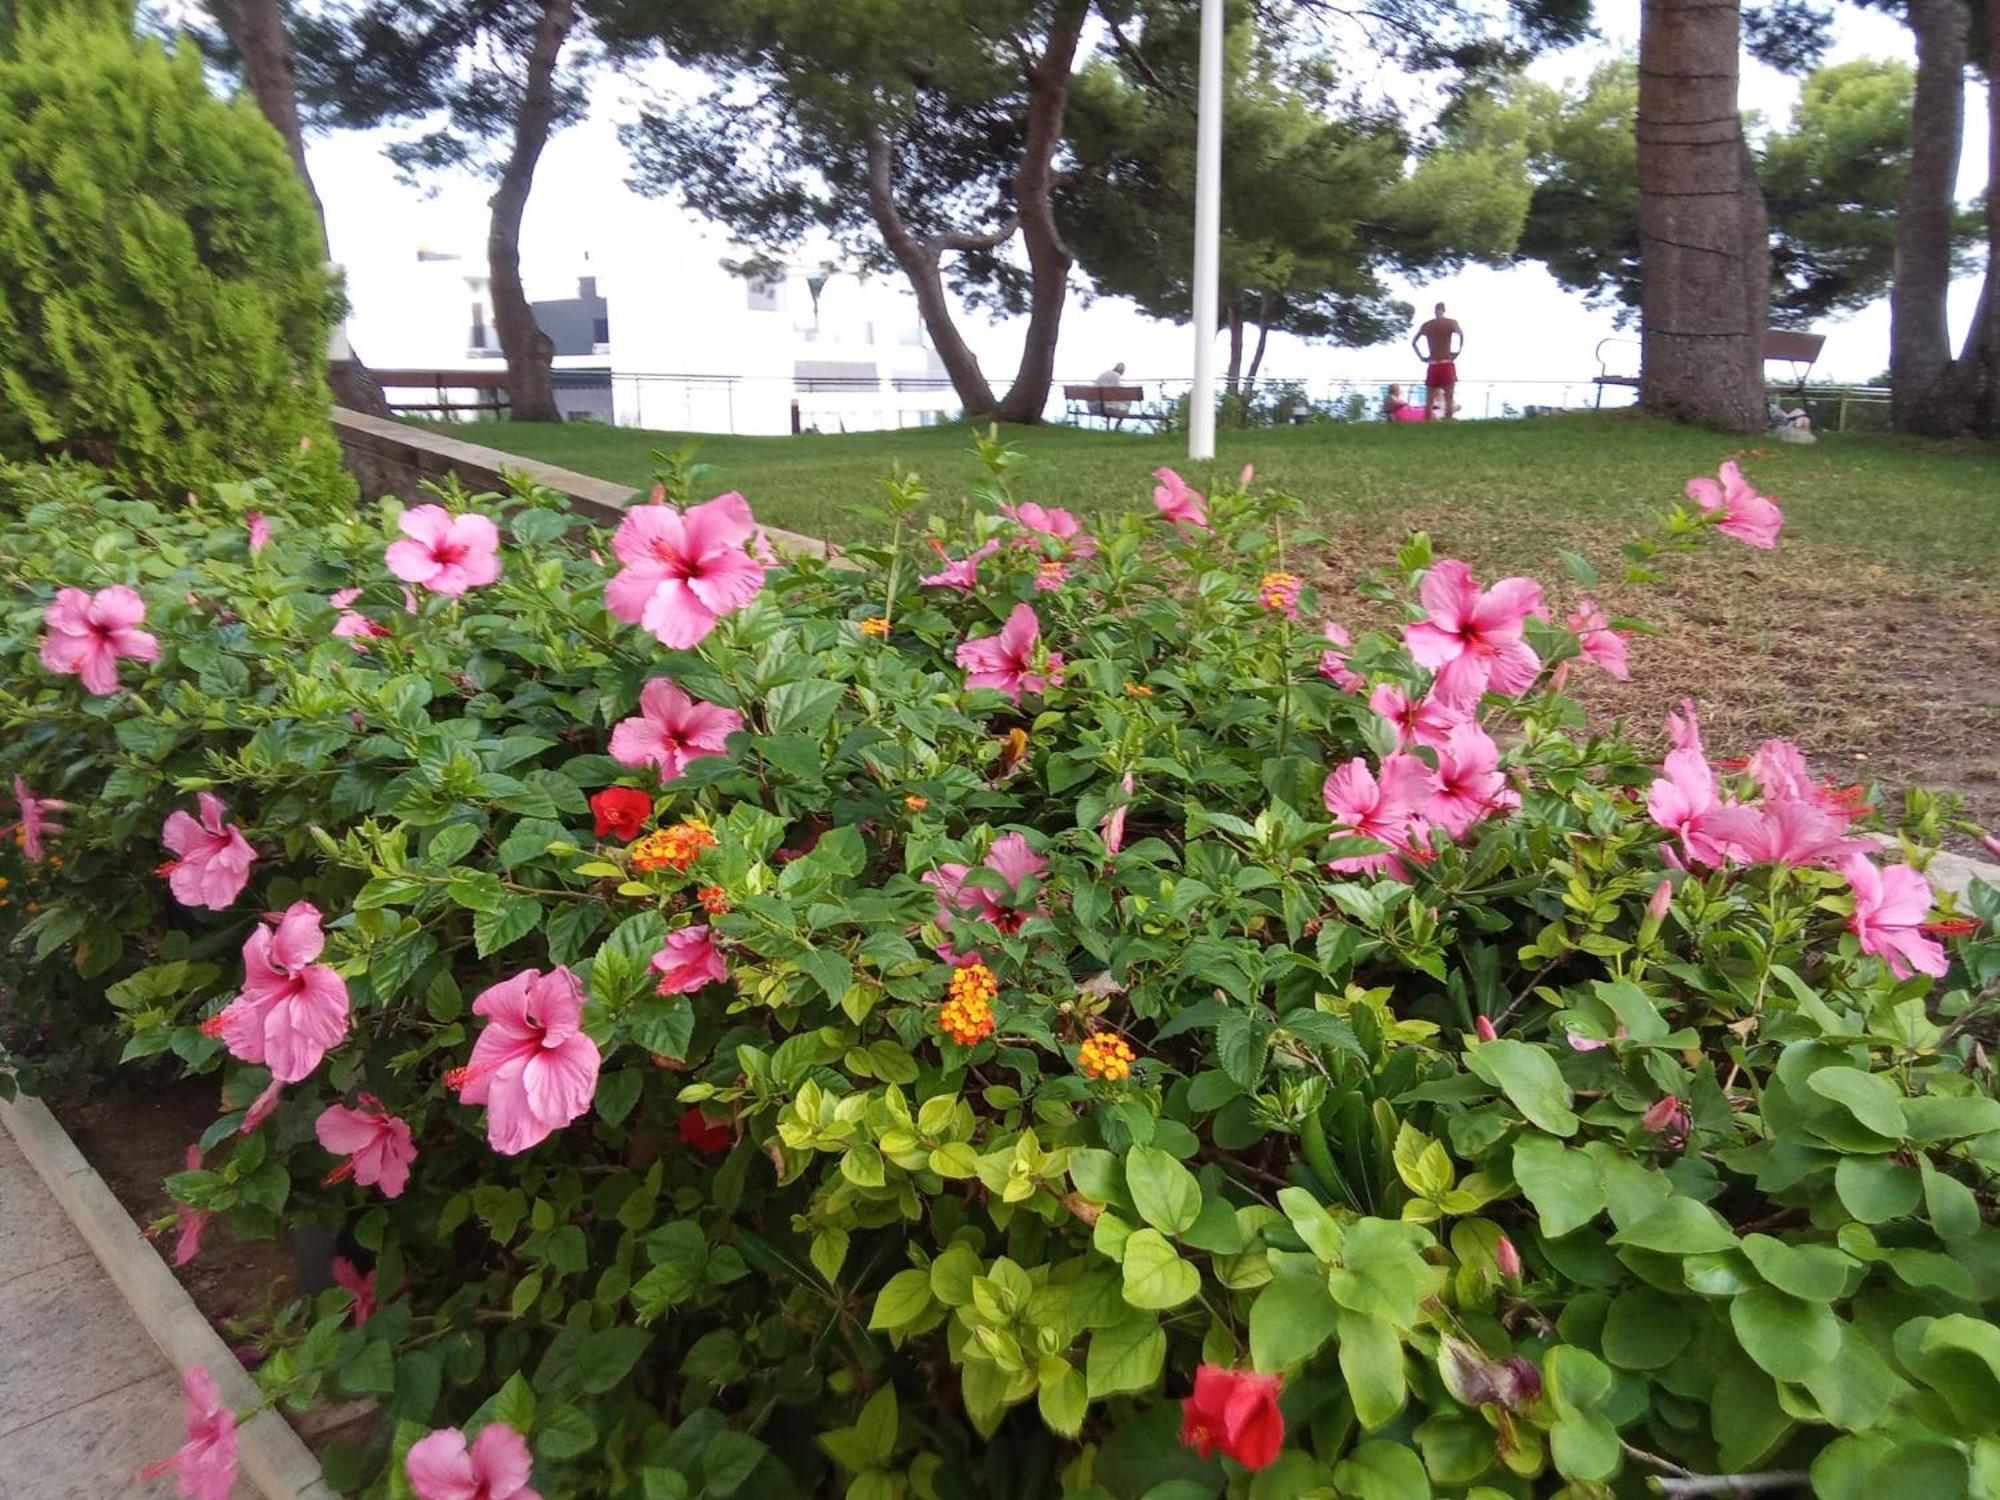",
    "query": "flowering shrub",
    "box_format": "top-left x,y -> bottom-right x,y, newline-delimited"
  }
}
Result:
3,440 -> 1999,1500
